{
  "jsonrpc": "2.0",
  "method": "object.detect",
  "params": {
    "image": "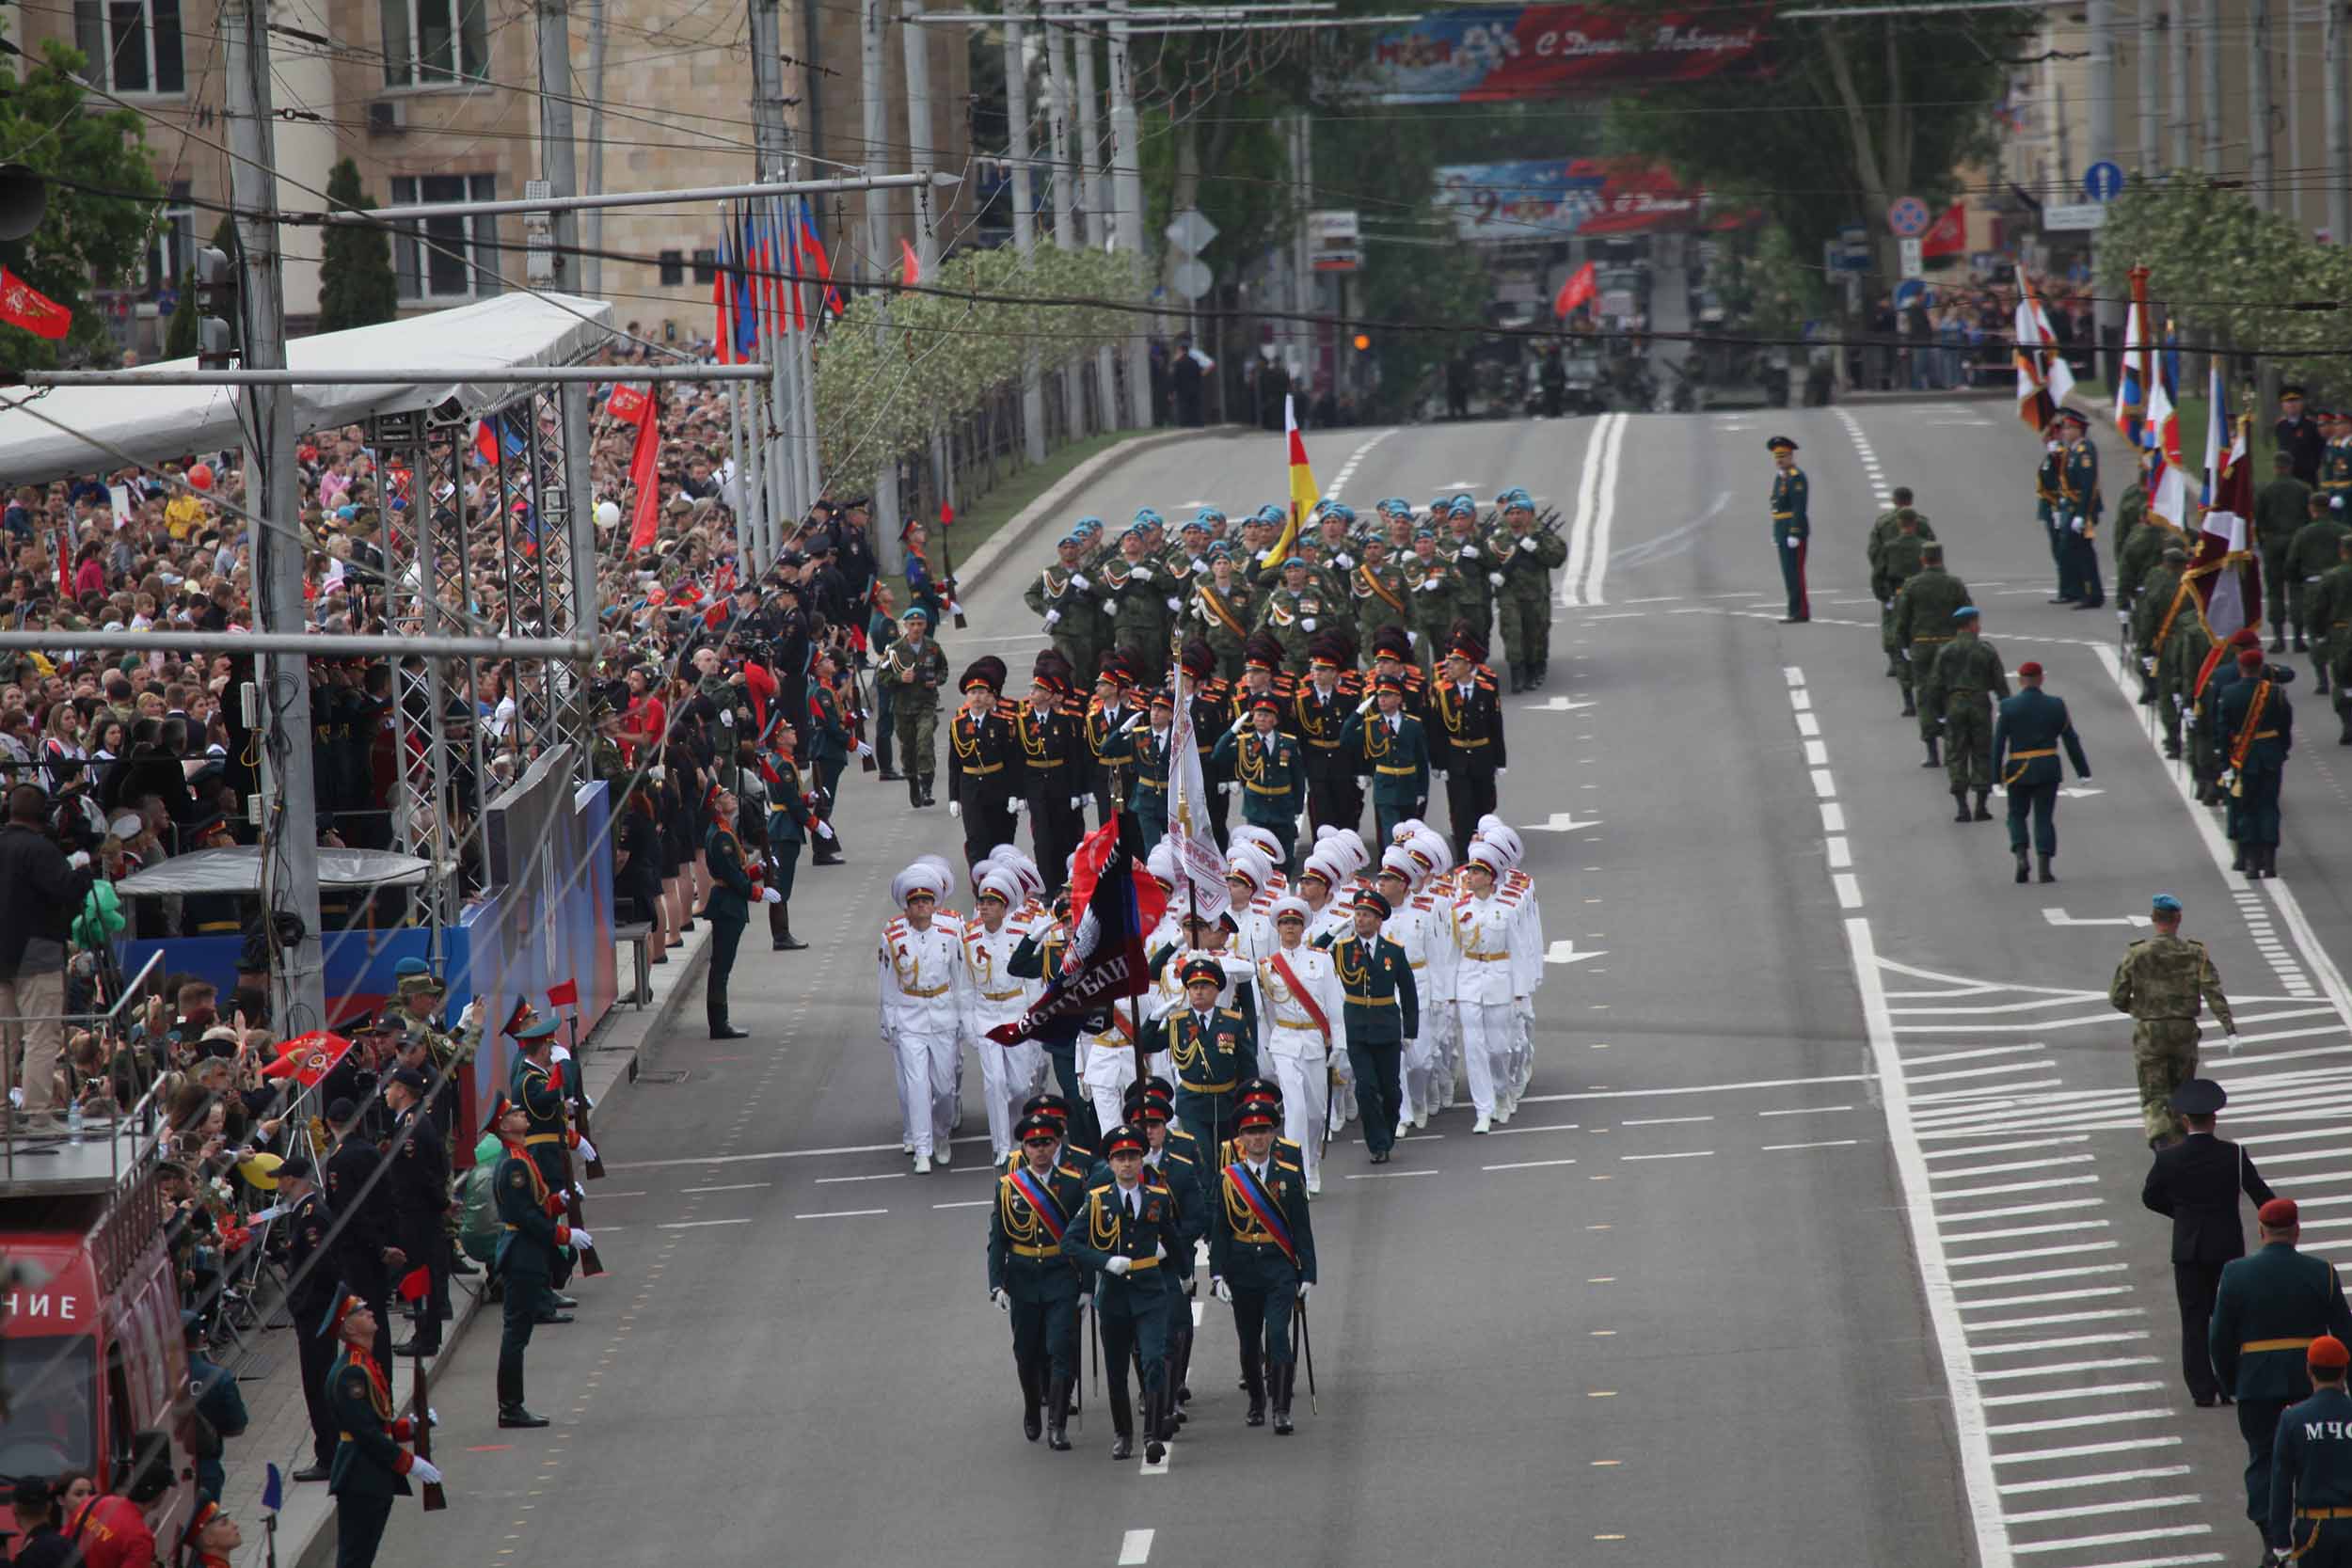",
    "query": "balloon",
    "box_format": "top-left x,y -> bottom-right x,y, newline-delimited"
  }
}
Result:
187,462 -> 214,492
595,499 -> 621,529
